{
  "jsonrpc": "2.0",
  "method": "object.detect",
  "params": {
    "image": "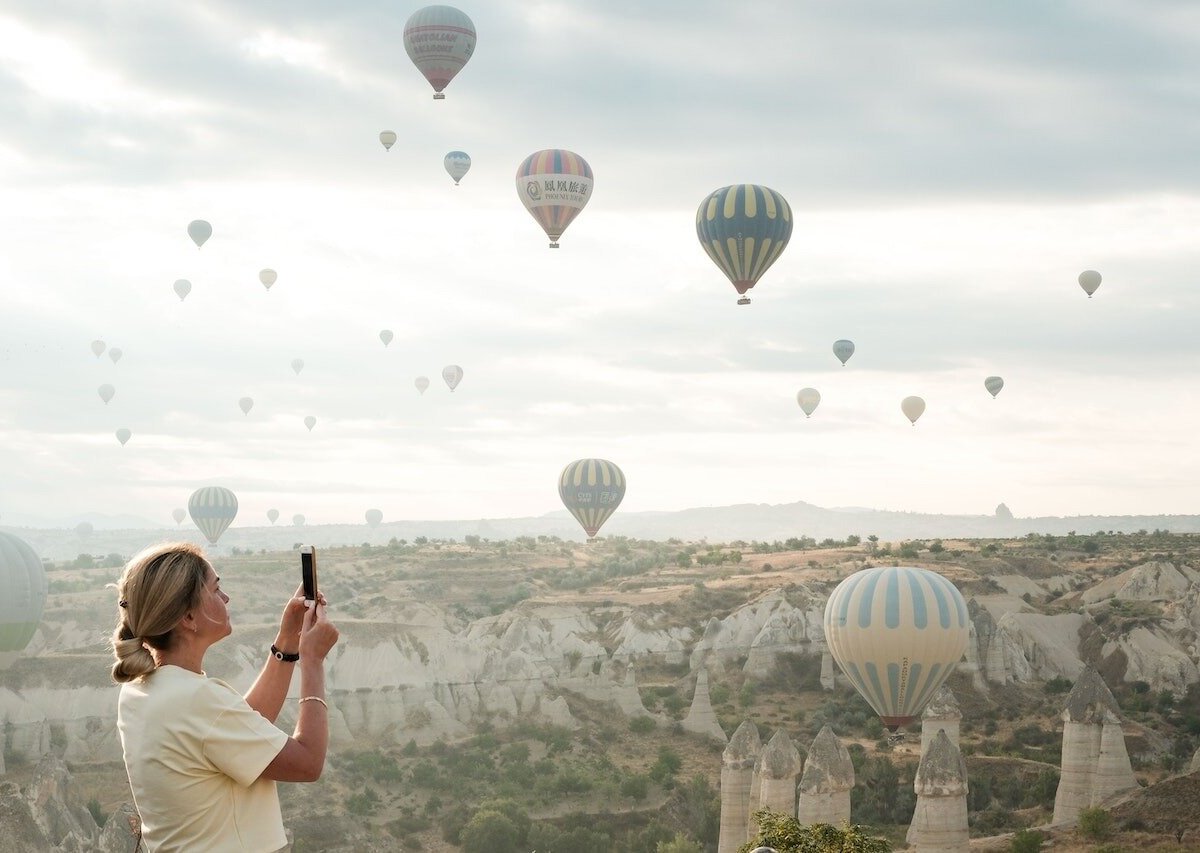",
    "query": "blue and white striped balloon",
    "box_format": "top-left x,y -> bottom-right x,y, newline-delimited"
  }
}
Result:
823,566 -> 968,730
188,486 -> 238,545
